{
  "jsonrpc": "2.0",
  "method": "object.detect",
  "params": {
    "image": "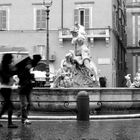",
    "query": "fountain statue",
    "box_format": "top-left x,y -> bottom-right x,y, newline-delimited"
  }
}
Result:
52,23 -> 99,88
125,69 -> 140,88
